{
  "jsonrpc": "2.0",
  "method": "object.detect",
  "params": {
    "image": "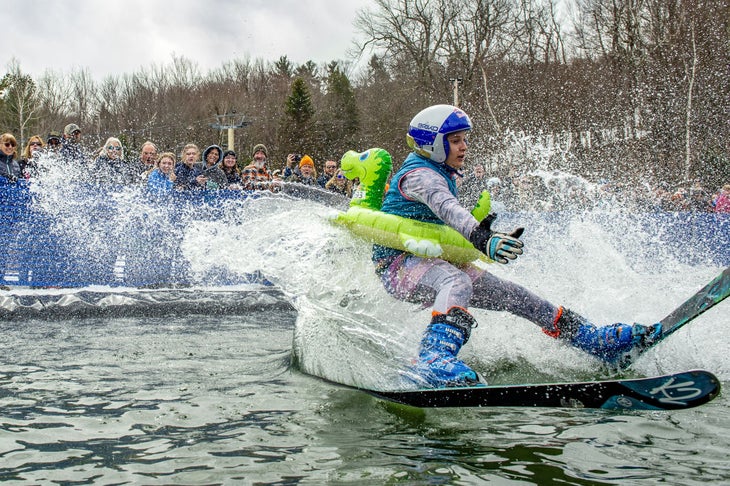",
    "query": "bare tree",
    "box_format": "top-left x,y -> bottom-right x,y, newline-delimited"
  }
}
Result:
355,0 -> 460,94
572,0 -> 648,62
1,61 -> 41,145
683,18 -> 697,181
67,67 -> 97,130
35,71 -> 74,135
0,0 -> 723,186
513,0 -> 569,64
